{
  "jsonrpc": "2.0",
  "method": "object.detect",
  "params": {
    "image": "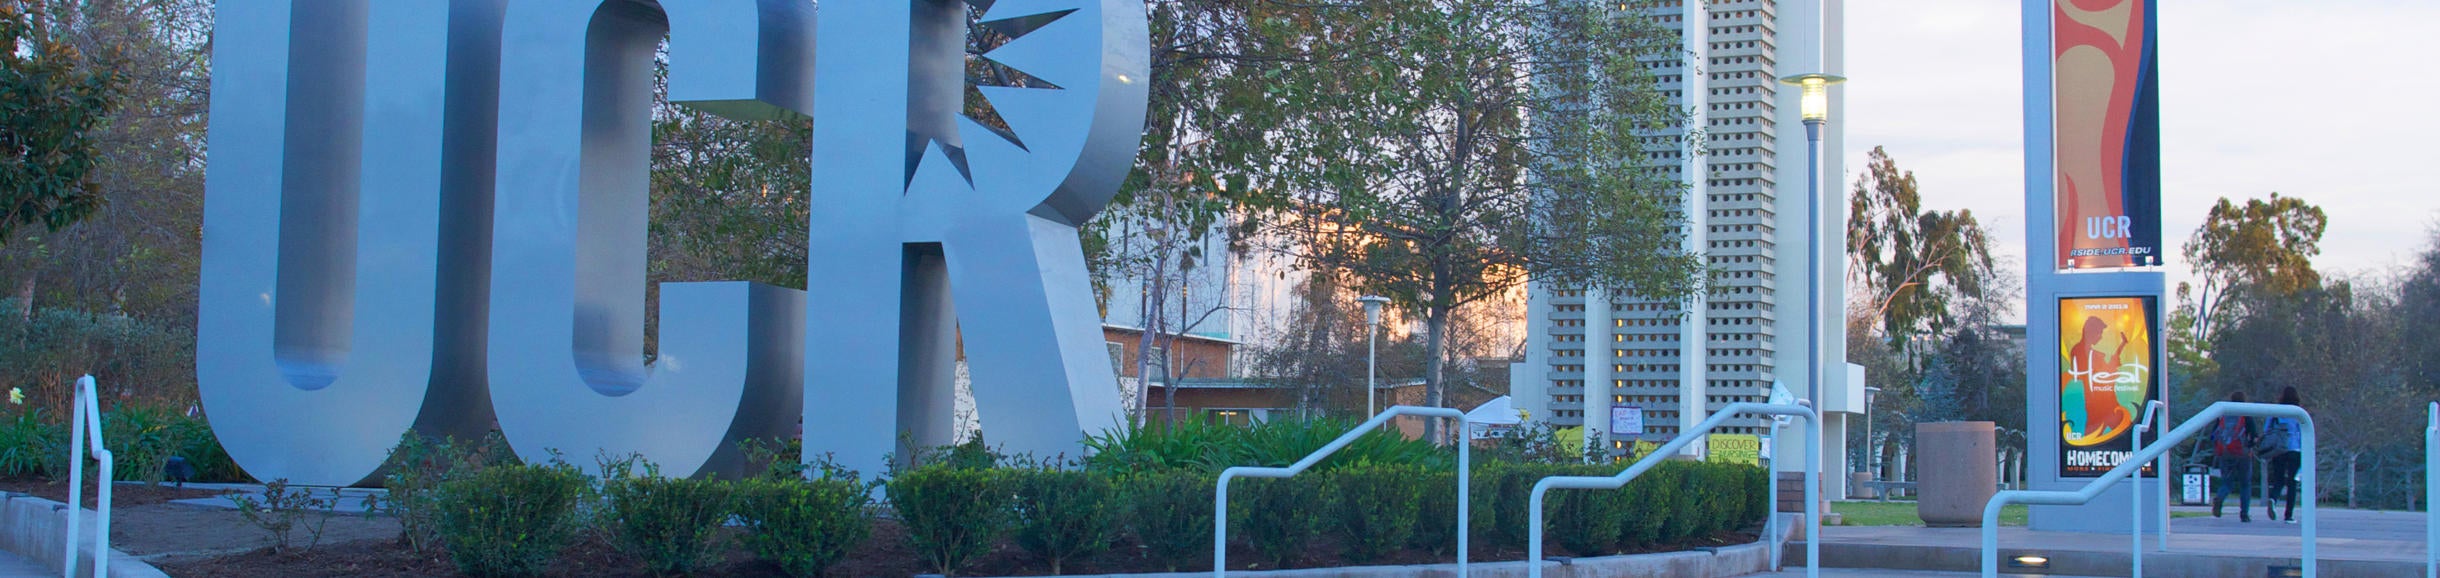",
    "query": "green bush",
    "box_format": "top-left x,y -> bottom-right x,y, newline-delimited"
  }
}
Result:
1323,462 -> 1423,563
378,433 -> 516,554
1483,461 -> 1550,550
1232,475 -> 1319,569
1616,463 -> 1671,550
888,464 -> 1009,576
0,408 -> 61,478
1408,469 -> 1458,555
437,462 -> 589,577
1009,467 -> 1115,574
604,473 -> 735,575
1658,464 -> 1705,543
1547,464 -> 1625,556
734,473 -> 872,577
1121,469 -> 1212,572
